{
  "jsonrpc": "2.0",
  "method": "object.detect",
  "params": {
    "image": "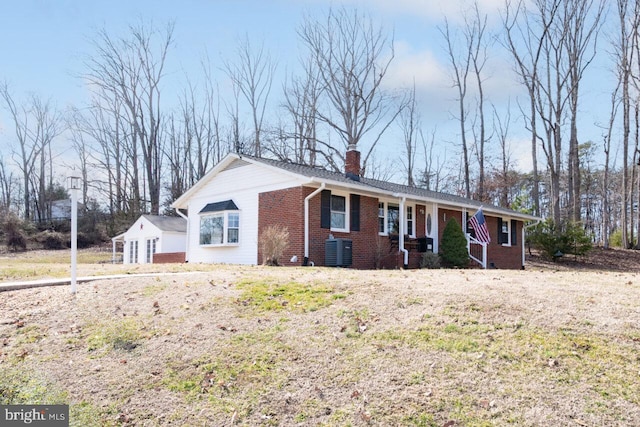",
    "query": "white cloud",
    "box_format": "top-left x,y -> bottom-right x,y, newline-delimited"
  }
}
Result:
384,40 -> 457,123
508,136 -> 535,173
386,41 -> 449,90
